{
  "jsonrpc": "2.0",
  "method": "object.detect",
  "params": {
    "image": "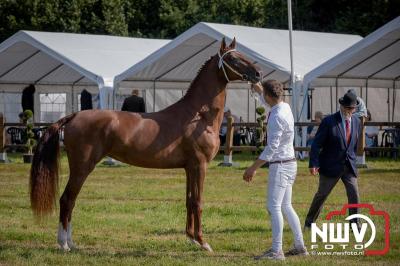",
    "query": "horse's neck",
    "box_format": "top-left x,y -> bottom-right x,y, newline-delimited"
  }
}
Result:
181,56 -> 227,116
